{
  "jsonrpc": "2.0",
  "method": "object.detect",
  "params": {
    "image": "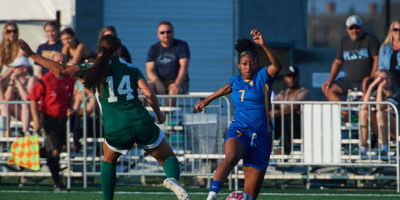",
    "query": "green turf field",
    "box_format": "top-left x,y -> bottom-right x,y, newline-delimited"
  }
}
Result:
0,176 -> 399,200
0,186 -> 399,200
